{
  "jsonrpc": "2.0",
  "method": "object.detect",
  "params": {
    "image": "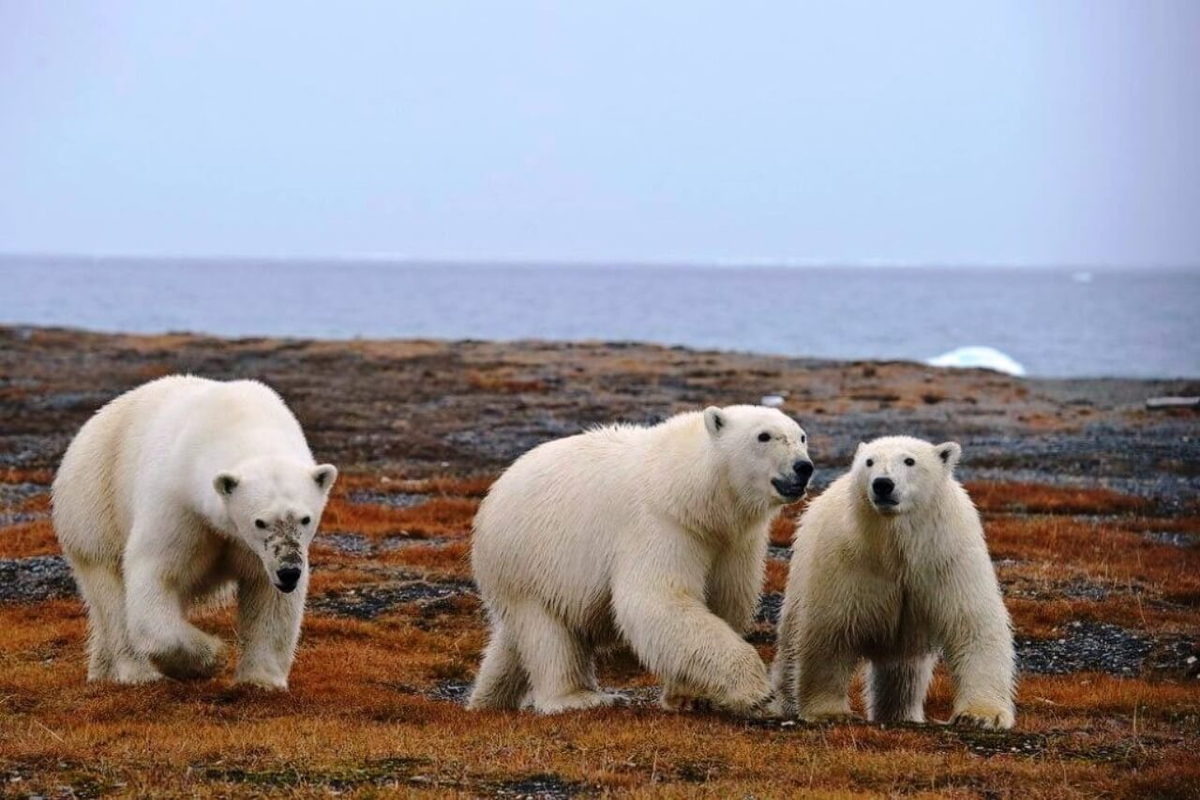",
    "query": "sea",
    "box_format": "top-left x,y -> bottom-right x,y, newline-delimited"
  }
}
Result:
2,256 -> 1198,379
